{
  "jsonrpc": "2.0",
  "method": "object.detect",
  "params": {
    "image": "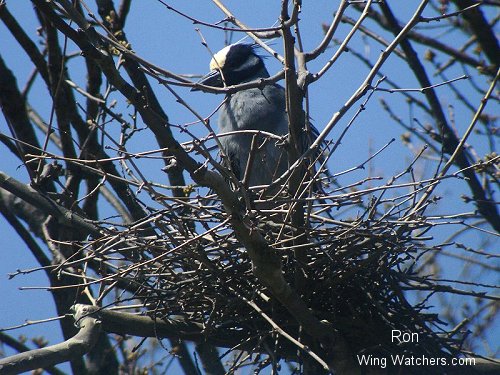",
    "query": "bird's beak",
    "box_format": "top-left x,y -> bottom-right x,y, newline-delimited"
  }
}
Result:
191,69 -> 223,91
